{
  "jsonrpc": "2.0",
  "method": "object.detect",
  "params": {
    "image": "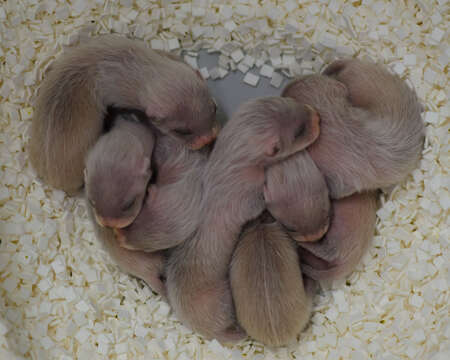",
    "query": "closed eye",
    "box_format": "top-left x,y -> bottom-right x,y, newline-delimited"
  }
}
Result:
121,197 -> 136,212
173,128 -> 193,136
